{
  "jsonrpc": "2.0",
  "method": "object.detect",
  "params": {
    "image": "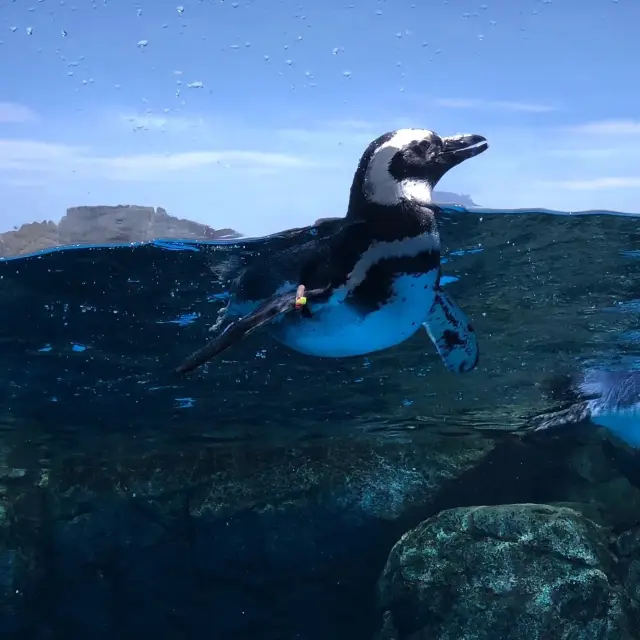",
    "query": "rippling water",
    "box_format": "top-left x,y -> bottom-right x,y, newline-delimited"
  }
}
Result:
2,207 -> 639,462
